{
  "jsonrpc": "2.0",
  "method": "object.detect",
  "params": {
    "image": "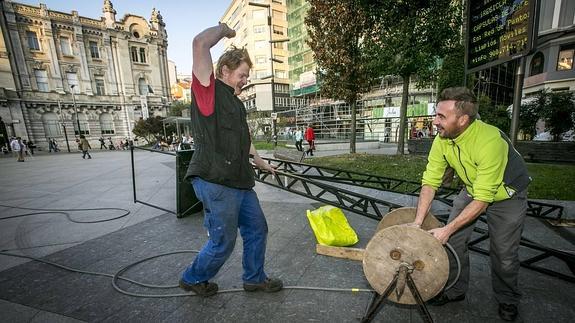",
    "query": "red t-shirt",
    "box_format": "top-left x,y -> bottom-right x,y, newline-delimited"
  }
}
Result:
305,127 -> 315,141
191,73 -> 215,117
